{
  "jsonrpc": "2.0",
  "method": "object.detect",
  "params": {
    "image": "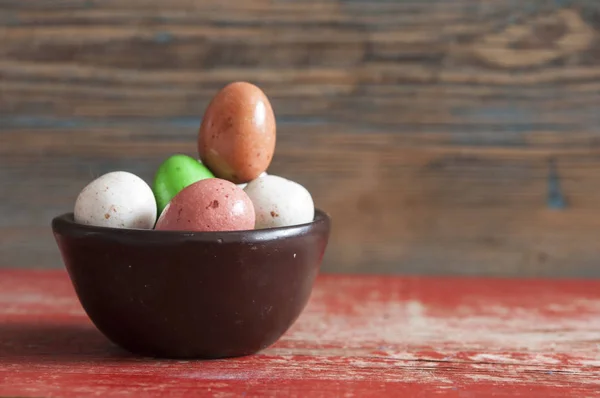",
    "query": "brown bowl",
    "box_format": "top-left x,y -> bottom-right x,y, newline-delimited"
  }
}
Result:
51,209 -> 331,359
